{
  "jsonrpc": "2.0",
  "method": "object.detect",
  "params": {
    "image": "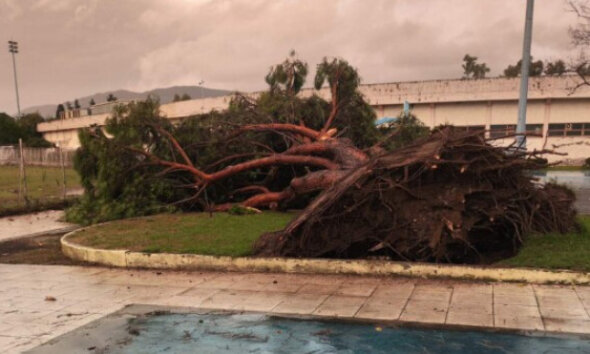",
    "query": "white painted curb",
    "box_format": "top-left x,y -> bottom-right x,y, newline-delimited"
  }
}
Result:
61,227 -> 590,285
